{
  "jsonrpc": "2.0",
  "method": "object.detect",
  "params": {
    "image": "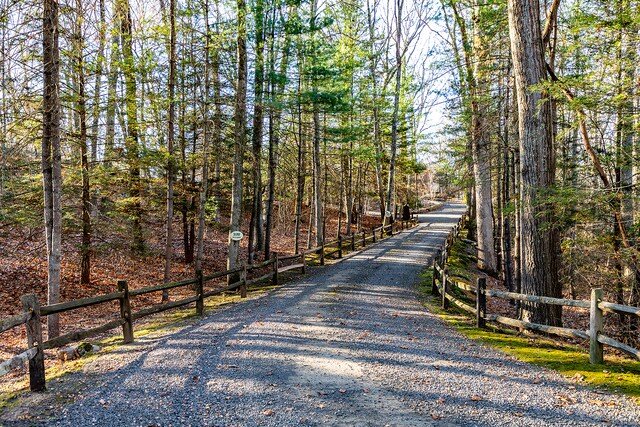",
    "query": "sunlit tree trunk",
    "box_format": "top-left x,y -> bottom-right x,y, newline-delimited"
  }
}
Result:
508,0 -> 561,326
227,0 -> 247,282
43,0 -> 62,338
